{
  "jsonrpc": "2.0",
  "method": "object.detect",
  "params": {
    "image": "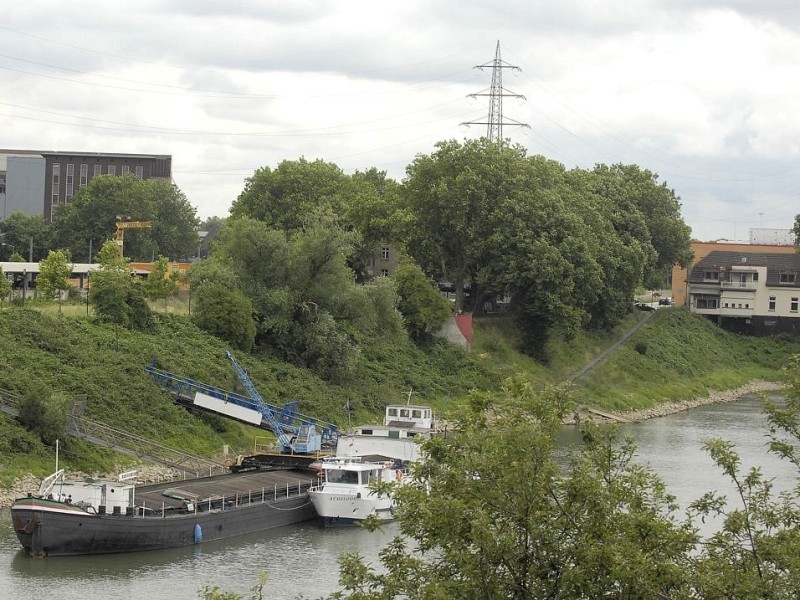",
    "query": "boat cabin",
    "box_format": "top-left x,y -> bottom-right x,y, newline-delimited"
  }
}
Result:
383,404 -> 434,430
336,404 -> 435,462
37,469 -> 136,515
318,456 -> 398,488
